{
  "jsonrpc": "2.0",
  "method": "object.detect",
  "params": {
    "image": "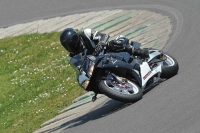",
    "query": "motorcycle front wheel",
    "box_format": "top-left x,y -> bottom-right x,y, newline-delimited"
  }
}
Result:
98,76 -> 143,103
